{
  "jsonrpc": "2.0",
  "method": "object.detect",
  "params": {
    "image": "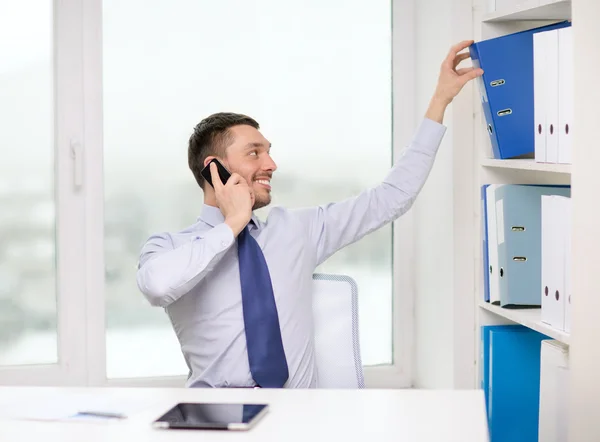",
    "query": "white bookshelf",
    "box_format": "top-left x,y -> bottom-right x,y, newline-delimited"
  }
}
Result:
466,0 -> 574,388
452,0 -> 600,437
481,158 -> 571,174
479,301 -> 570,344
483,0 -> 572,22
470,0 -> 573,382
